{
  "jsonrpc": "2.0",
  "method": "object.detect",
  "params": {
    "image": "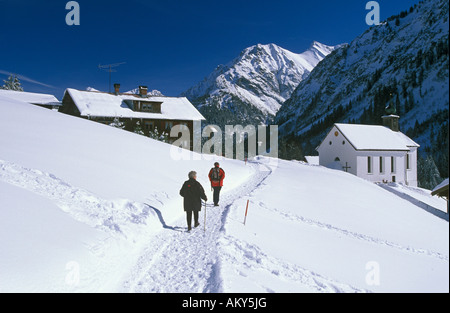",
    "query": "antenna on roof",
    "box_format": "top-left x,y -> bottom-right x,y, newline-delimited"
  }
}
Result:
98,62 -> 126,93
